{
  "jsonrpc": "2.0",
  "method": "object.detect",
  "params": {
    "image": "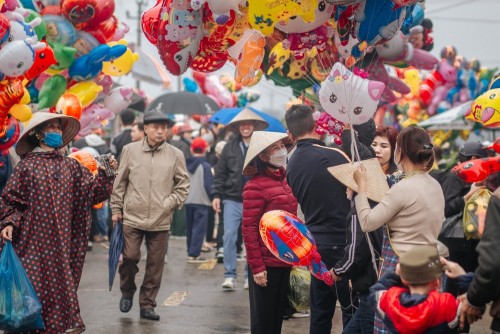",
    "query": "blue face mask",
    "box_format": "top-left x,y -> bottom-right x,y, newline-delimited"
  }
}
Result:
43,132 -> 63,148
